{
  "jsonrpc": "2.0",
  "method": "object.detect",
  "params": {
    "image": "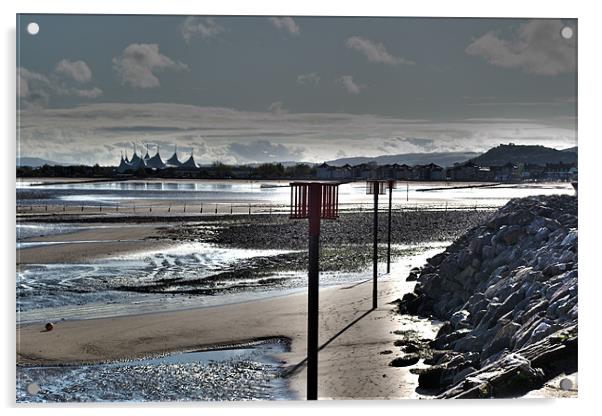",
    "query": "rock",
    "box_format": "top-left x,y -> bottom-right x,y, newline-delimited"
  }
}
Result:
452,366 -> 477,385
482,245 -> 495,259
453,335 -> 483,352
427,253 -> 446,267
390,354 -> 420,367
434,328 -> 471,349
395,292 -> 421,315
415,365 -> 445,389
482,322 -> 522,359
535,227 -> 550,242
45,322 -> 54,331
528,321 -> 554,344
450,310 -> 471,330
561,230 -> 577,247
406,271 -> 418,281
542,263 -> 569,277
501,225 -> 525,245
394,195 -> 577,397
